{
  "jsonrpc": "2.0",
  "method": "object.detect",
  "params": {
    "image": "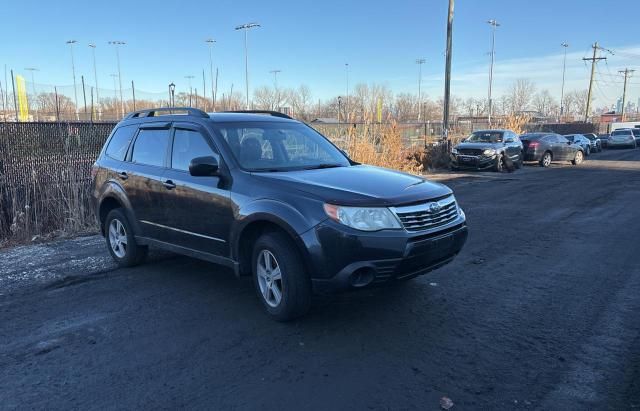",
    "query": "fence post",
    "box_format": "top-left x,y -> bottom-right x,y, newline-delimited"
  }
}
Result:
131,80 -> 136,111
54,87 -> 60,122
82,75 -> 88,121
90,87 -> 94,124
11,70 -> 18,122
